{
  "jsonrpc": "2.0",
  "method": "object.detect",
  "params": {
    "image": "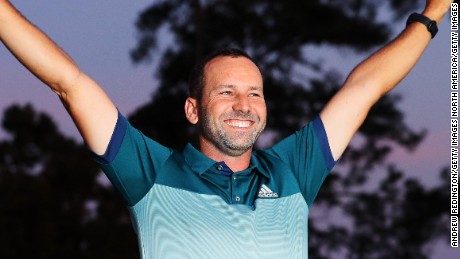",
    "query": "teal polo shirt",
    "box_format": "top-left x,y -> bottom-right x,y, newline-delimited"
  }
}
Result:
94,112 -> 335,259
